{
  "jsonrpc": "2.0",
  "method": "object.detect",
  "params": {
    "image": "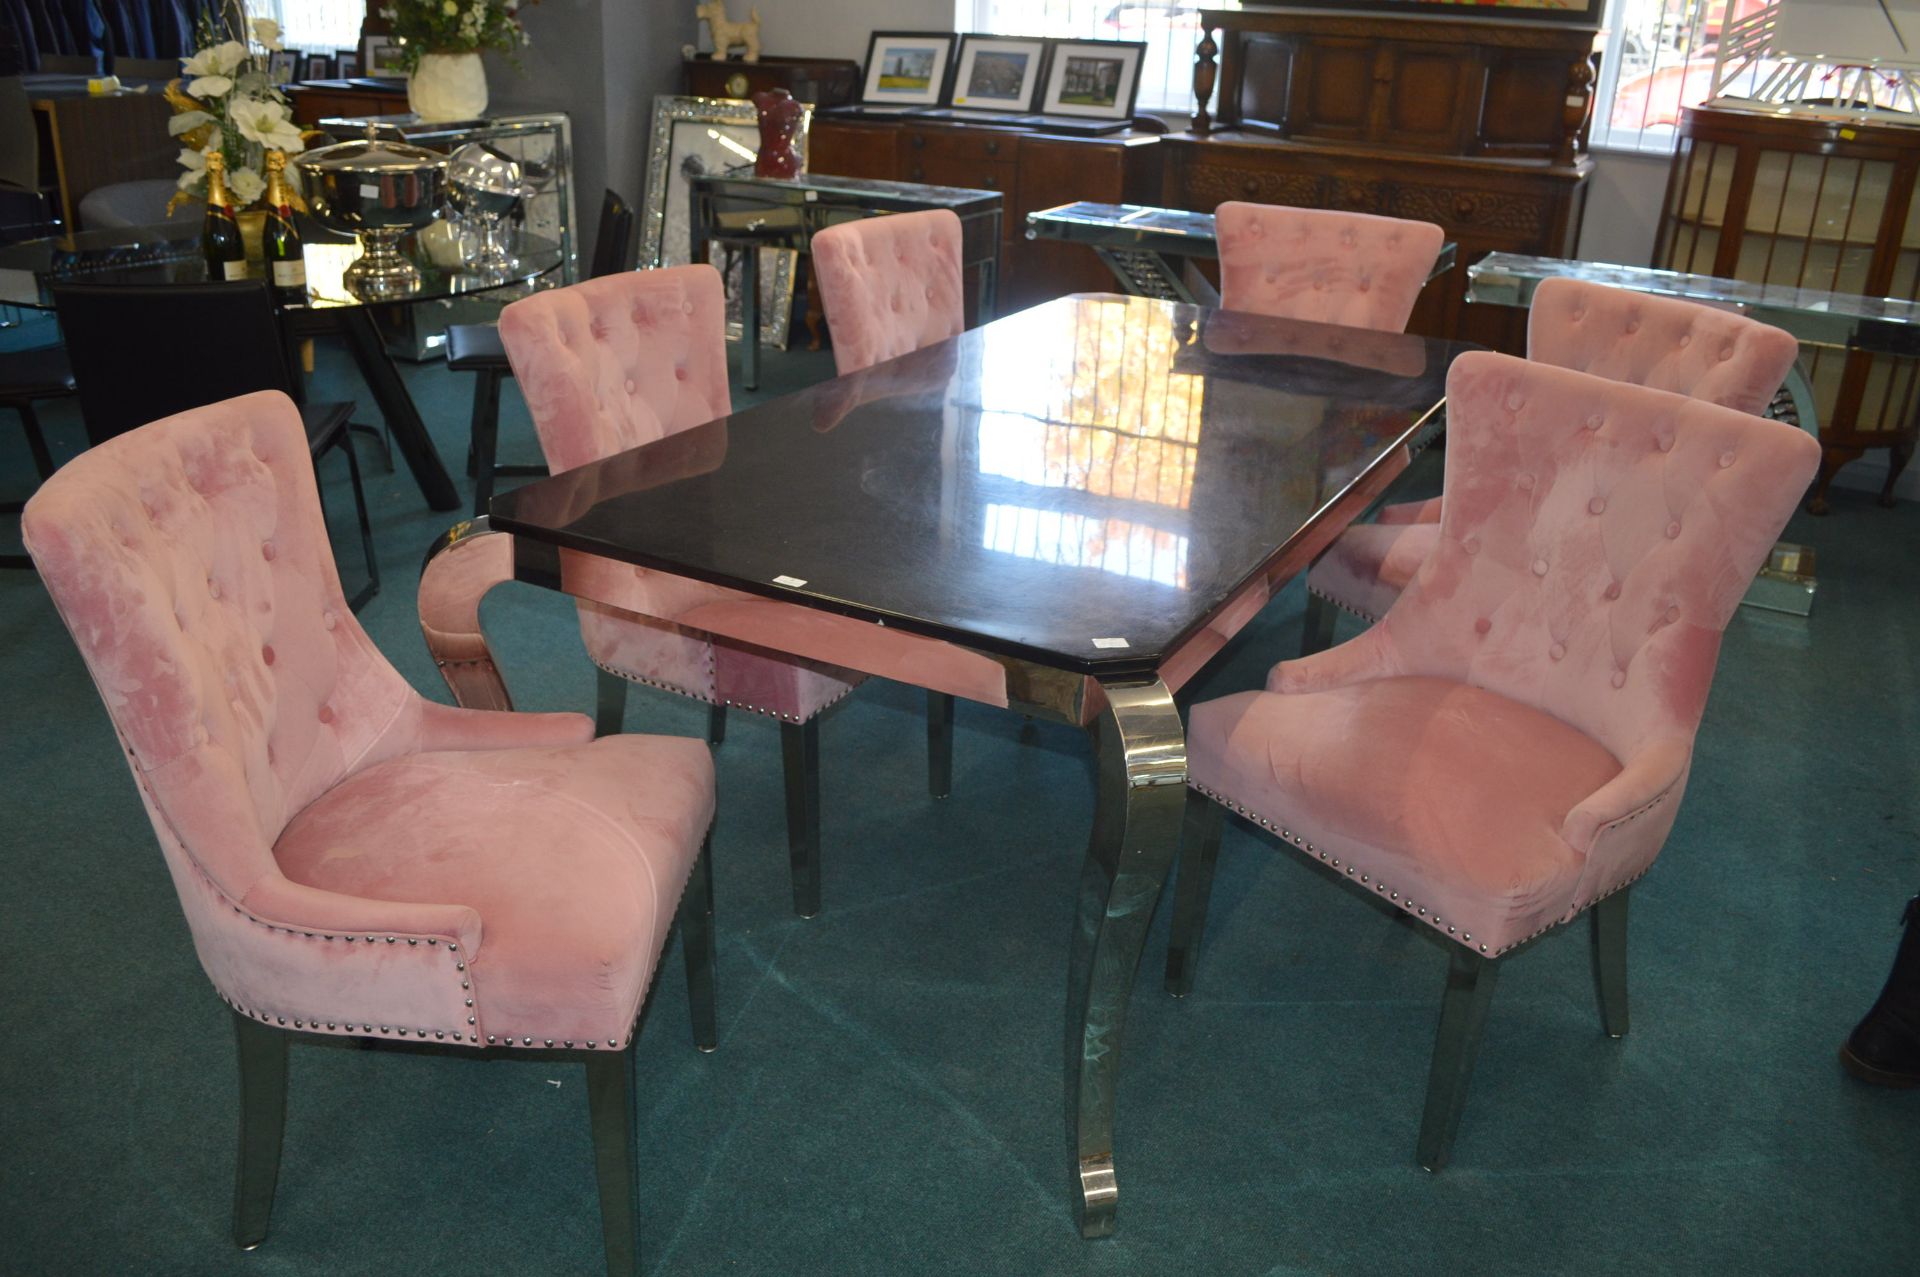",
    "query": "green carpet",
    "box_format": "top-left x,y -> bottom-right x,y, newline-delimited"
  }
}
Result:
0,310 -> 1914,1276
